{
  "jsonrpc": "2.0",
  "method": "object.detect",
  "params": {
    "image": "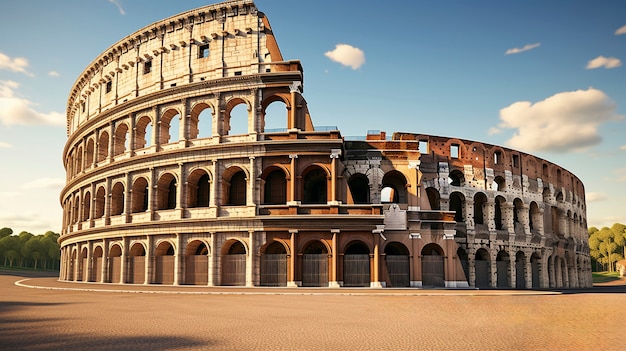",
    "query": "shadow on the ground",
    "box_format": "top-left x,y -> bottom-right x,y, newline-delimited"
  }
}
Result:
0,309 -> 209,351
